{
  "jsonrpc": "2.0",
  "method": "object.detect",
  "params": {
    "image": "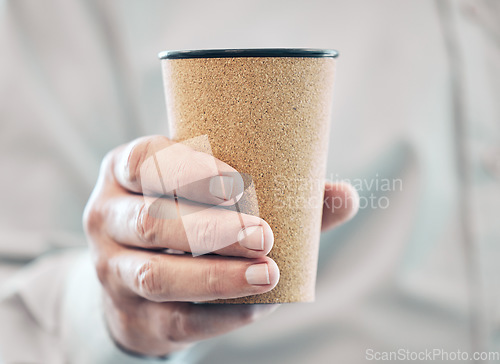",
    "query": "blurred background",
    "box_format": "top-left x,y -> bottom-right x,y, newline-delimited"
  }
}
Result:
1,0 -> 499,363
